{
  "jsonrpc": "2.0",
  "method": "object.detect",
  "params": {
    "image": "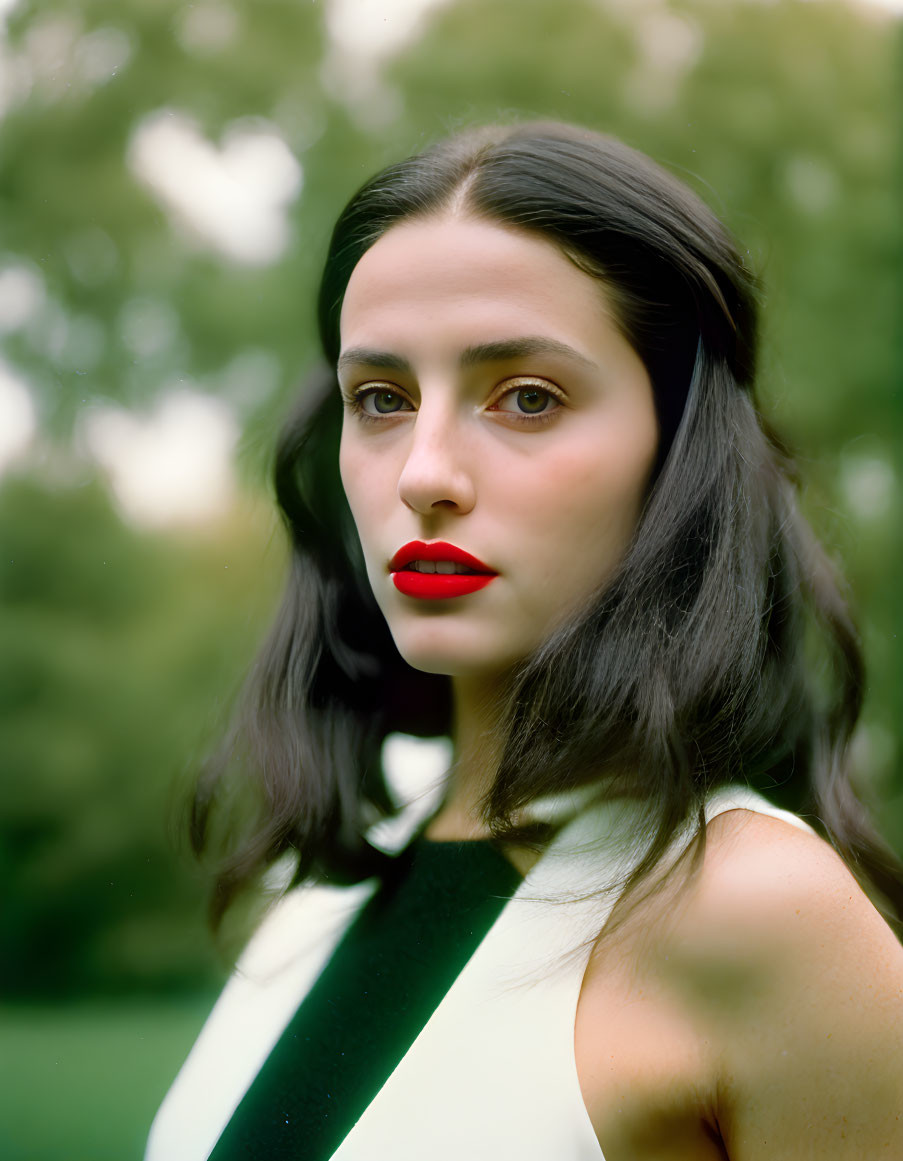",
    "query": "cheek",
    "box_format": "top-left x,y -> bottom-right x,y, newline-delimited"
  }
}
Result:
339,432 -> 381,531
507,429 -> 654,527
339,437 -> 385,594
498,425 -> 656,586
339,435 -> 376,567
339,432 -> 407,591
338,429 -> 355,509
